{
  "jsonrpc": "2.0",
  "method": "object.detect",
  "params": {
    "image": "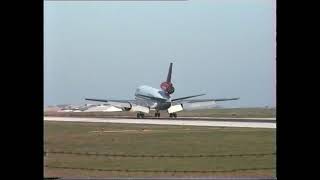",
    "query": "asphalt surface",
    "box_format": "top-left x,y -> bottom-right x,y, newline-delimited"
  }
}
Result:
44,117 -> 276,129
54,177 -> 277,180
63,116 -> 275,122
